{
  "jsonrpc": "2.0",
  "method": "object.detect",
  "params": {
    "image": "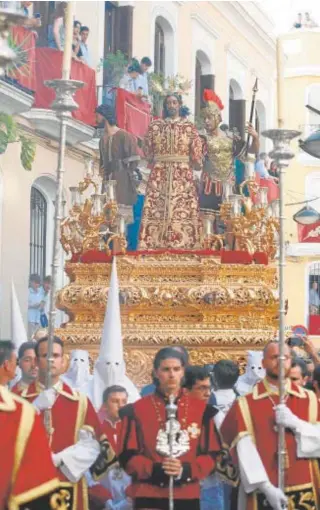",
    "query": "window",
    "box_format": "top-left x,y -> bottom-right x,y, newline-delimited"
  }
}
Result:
255,100 -> 266,152
154,22 -> 165,75
229,79 -> 245,139
306,84 -> 320,135
306,172 -> 320,213
194,50 -> 213,120
29,187 -> 47,279
308,263 -> 320,334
